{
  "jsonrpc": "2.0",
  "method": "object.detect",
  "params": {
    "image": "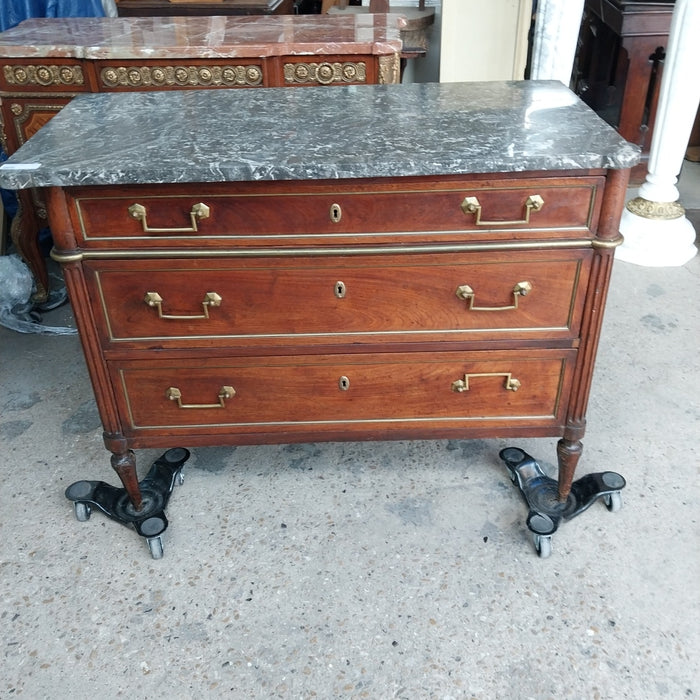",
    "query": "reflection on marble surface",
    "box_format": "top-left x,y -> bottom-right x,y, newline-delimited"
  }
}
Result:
0,14 -> 403,59
0,81 -> 641,190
